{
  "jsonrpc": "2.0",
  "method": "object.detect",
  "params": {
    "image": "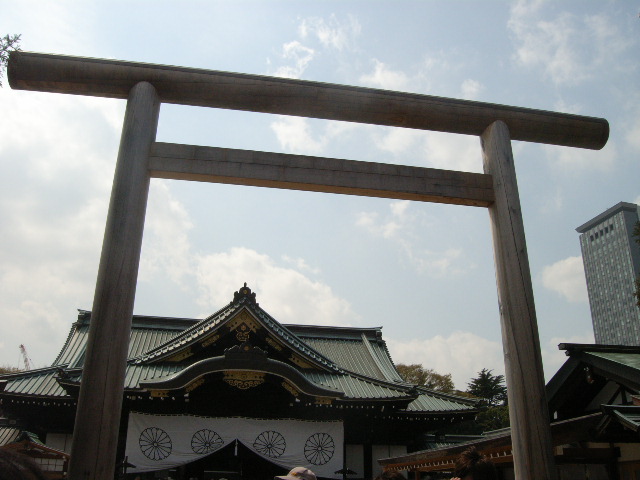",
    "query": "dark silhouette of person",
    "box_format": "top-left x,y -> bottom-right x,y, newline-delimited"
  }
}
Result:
0,449 -> 48,480
451,447 -> 497,480
374,470 -> 406,480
